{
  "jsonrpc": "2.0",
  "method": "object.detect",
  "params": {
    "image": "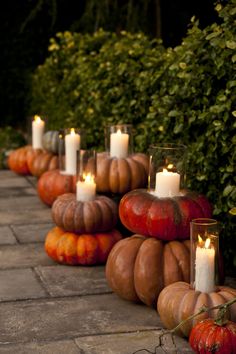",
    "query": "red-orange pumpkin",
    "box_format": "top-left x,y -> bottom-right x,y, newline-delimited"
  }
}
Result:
45,226 -> 122,265
37,169 -> 76,206
29,151 -> 59,177
96,152 -> 149,194
52,193 -> 118,233
157,281 -> 236,337
105,234 -> 190,306
119,189 -> 212,240
8,145 -> 32,175
189,319 -> 236,353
